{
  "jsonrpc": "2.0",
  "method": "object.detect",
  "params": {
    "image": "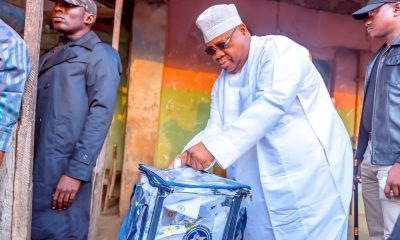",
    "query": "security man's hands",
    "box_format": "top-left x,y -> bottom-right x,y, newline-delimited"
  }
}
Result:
385,162 -> 400,199
52,175 -> 82,211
